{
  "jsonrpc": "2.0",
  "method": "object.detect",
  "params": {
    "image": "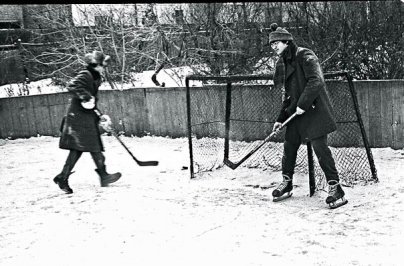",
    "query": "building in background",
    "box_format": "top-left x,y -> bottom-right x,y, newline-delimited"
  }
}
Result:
0,4 -> 72,30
